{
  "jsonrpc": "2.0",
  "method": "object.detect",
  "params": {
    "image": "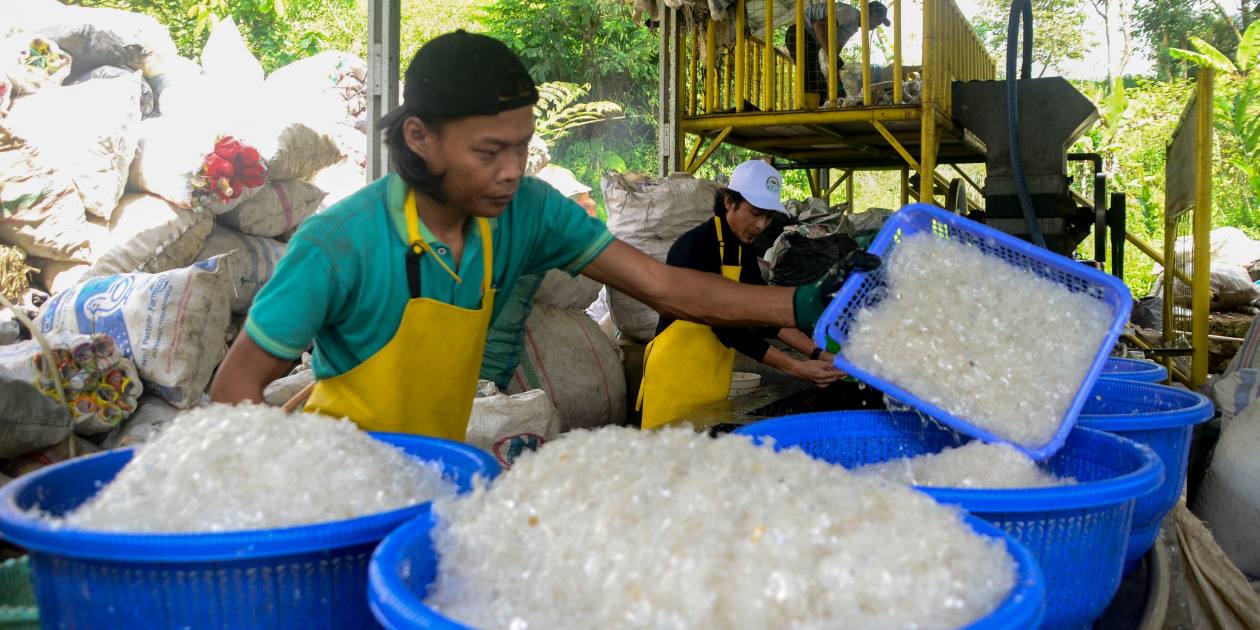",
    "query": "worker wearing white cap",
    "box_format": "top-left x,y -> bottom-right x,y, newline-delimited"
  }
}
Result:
637,159 -> 843,430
